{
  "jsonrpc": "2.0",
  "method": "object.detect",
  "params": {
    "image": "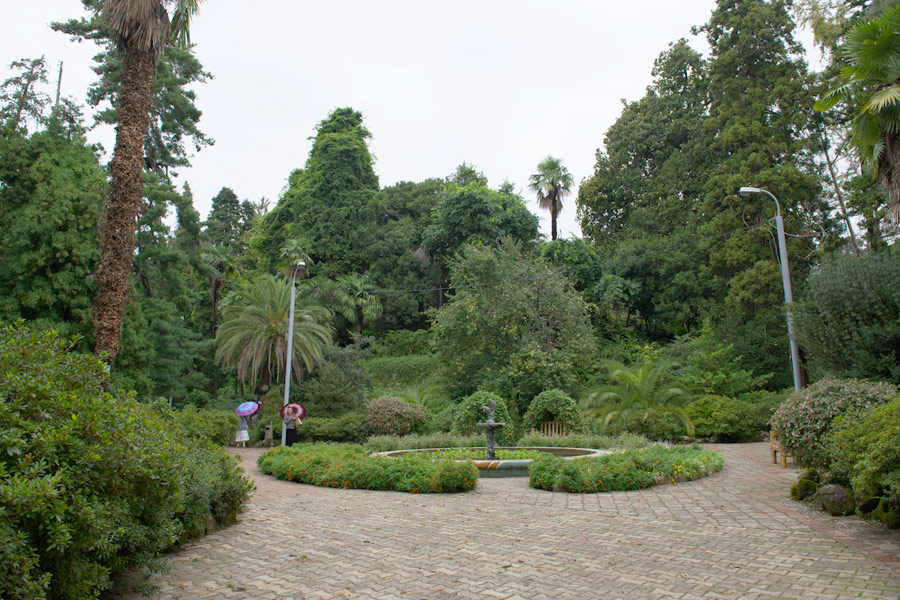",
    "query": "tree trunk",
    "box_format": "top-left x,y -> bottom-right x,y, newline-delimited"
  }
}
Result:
354,305 -> 363,348
550,203 -> 558,241
92,46 -> 155,365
